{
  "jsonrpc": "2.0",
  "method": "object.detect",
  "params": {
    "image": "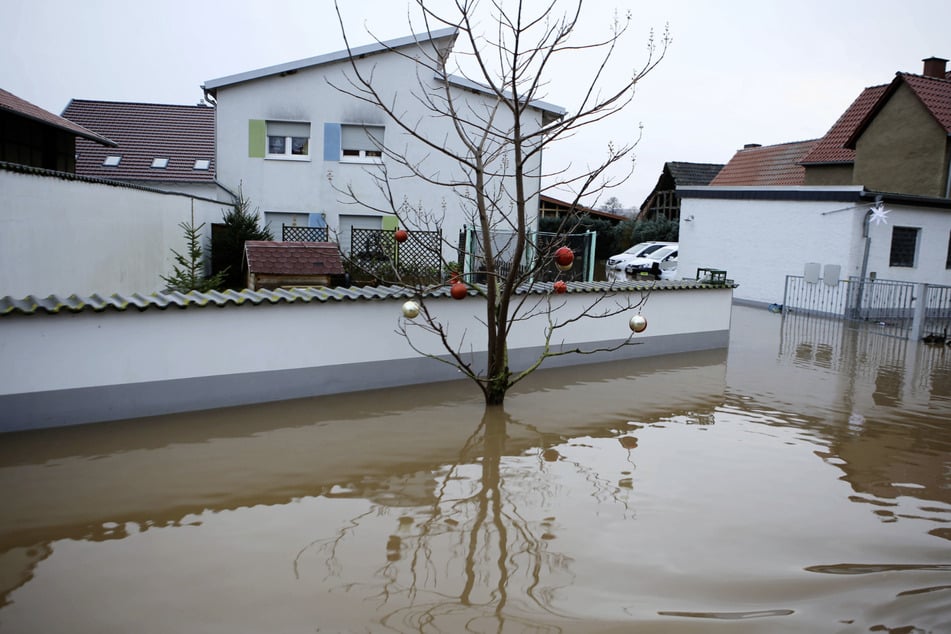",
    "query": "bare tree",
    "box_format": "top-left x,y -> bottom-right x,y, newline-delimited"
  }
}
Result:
332,0 -> 668,405
600,196 -> 624,214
